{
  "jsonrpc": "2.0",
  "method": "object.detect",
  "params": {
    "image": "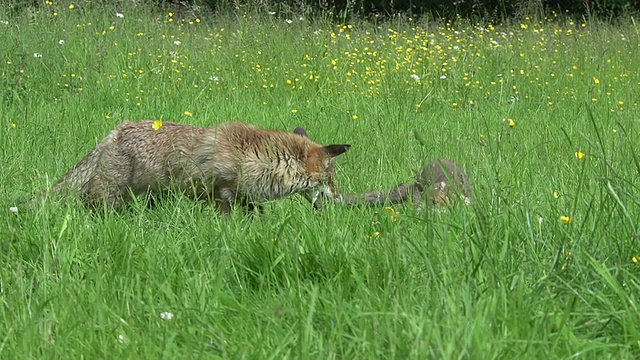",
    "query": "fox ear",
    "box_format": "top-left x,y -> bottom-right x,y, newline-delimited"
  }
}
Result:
293,127 -> 308,137
323,144 -> 351,158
